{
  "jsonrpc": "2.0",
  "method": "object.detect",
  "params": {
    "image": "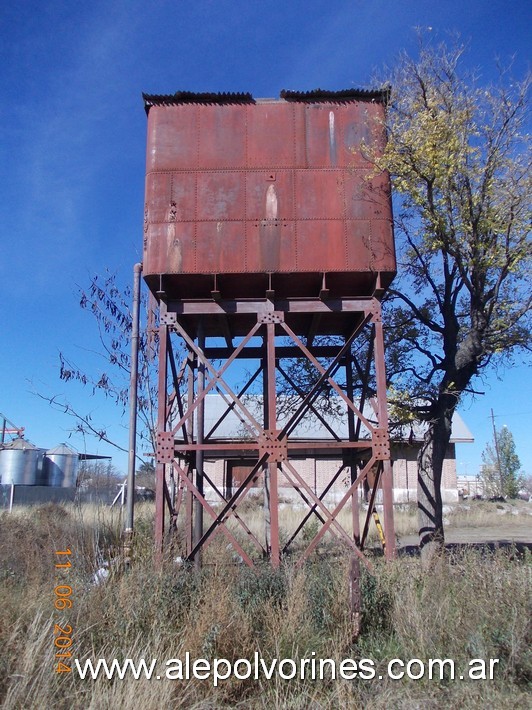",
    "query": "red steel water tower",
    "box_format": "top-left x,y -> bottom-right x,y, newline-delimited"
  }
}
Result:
142,89 -> 396,569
